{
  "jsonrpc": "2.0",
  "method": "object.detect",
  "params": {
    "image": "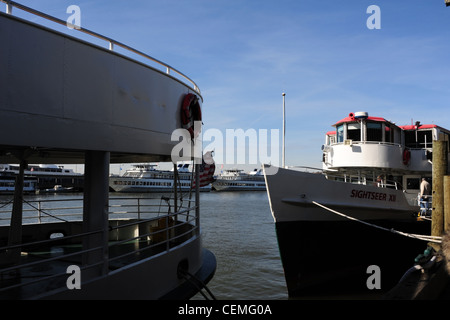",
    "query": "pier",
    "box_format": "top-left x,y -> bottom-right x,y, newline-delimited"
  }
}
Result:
385,140 -> 450,299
